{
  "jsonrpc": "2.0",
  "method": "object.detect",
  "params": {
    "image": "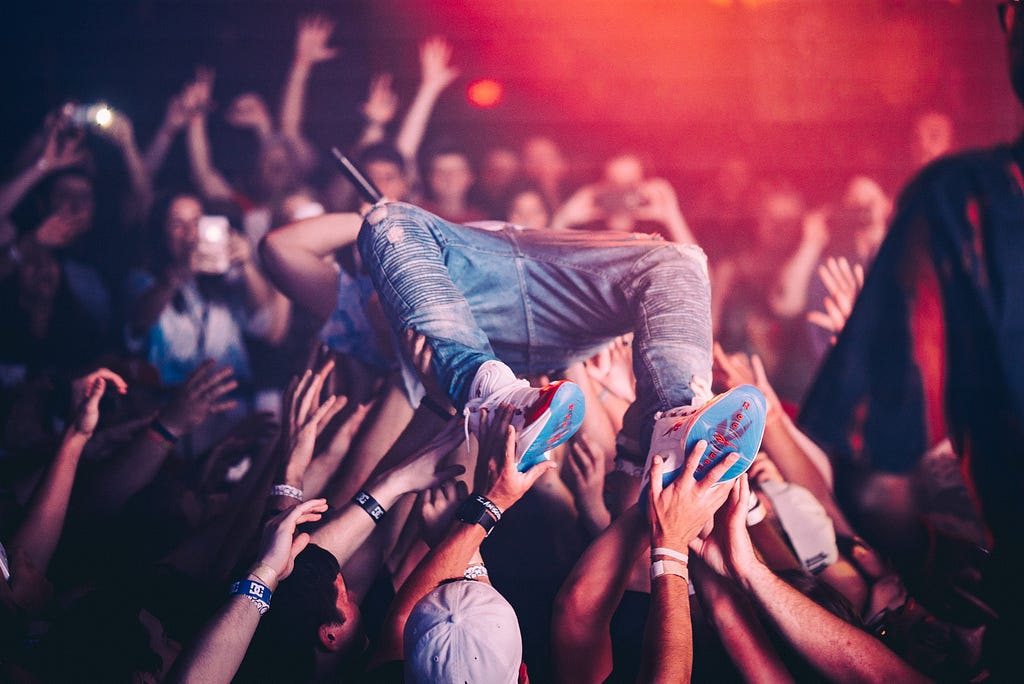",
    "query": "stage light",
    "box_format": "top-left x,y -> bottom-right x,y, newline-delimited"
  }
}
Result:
467,78 -> 503,108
